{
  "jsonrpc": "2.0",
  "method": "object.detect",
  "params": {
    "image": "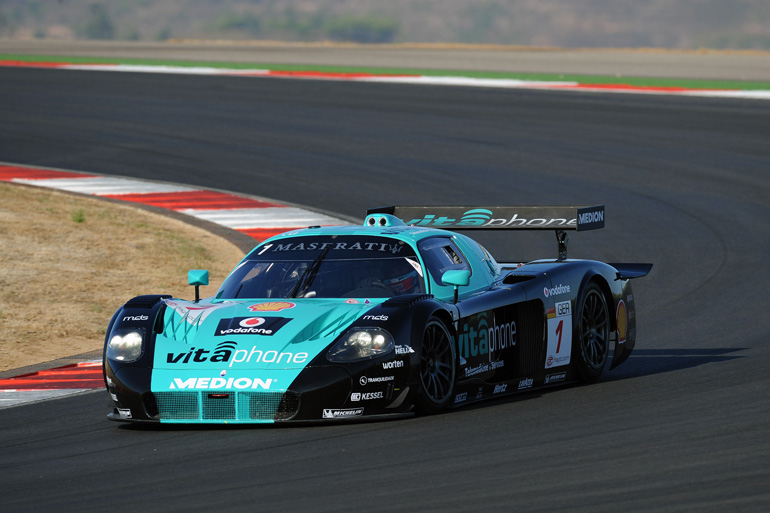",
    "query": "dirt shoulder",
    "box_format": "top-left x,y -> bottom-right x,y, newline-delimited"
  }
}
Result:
0,182 -> 247,372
